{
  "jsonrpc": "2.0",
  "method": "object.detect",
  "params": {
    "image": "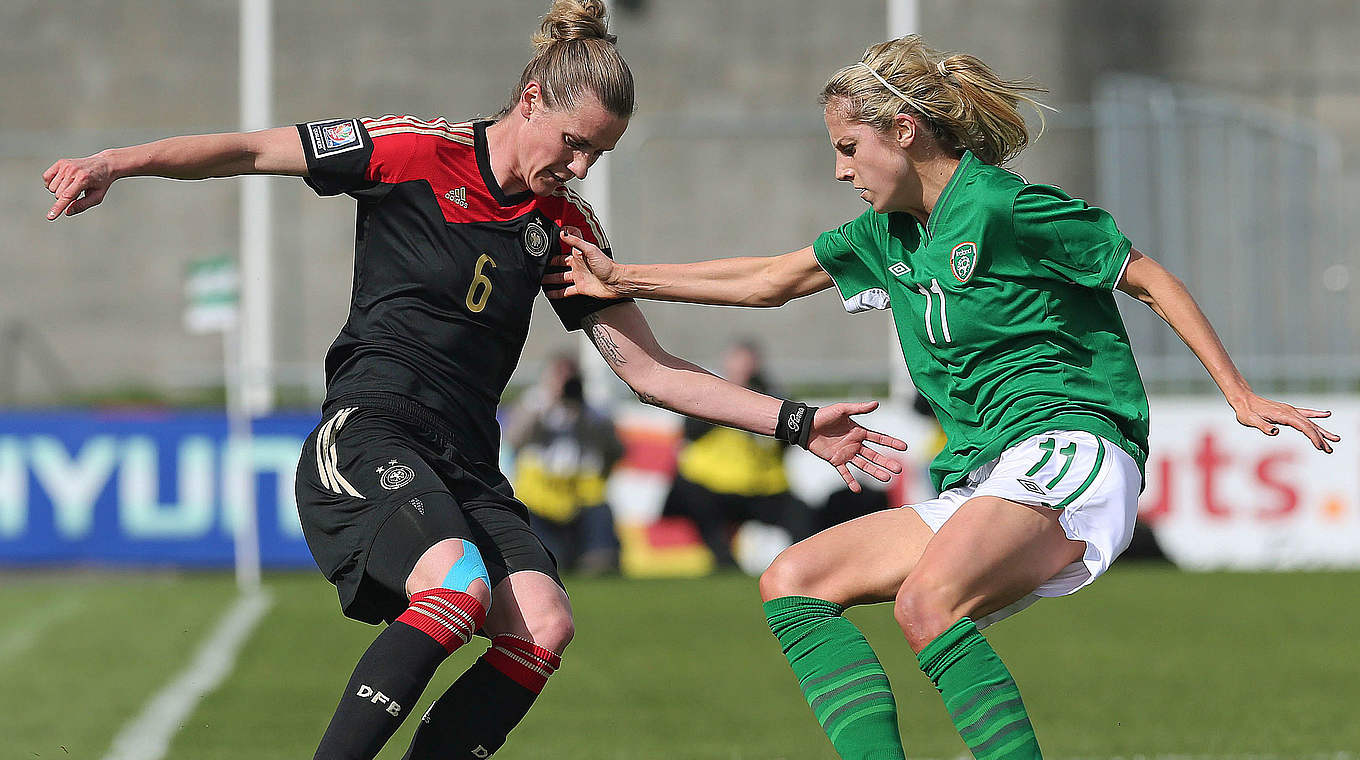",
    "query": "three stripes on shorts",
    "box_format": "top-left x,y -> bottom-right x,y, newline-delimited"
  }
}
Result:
316,407 -> 365,498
